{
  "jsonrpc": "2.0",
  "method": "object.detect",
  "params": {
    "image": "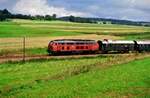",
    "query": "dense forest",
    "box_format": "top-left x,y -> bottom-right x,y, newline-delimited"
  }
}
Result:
0,9 -> 150,26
